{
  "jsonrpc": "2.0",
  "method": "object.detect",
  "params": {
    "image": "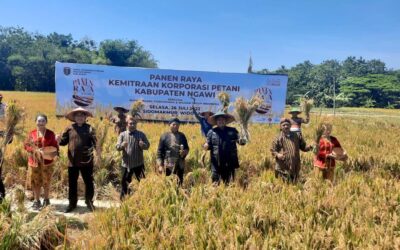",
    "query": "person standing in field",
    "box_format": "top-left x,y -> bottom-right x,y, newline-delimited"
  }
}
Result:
313,122 -> 347,181
288,107 -> 310,137
56,107 -> 98,213
110,106 -> 129,134
271,118 -> 312,183
203,111 -> 246,184
157,118 -> 189,185
116,115 -> 150,200
24,114 -> 59,210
